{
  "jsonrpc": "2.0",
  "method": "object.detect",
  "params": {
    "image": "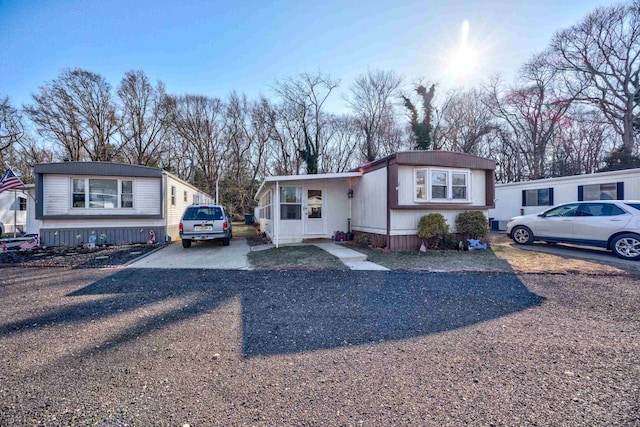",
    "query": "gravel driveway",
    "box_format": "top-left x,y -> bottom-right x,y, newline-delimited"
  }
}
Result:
0,267 -> 638,426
